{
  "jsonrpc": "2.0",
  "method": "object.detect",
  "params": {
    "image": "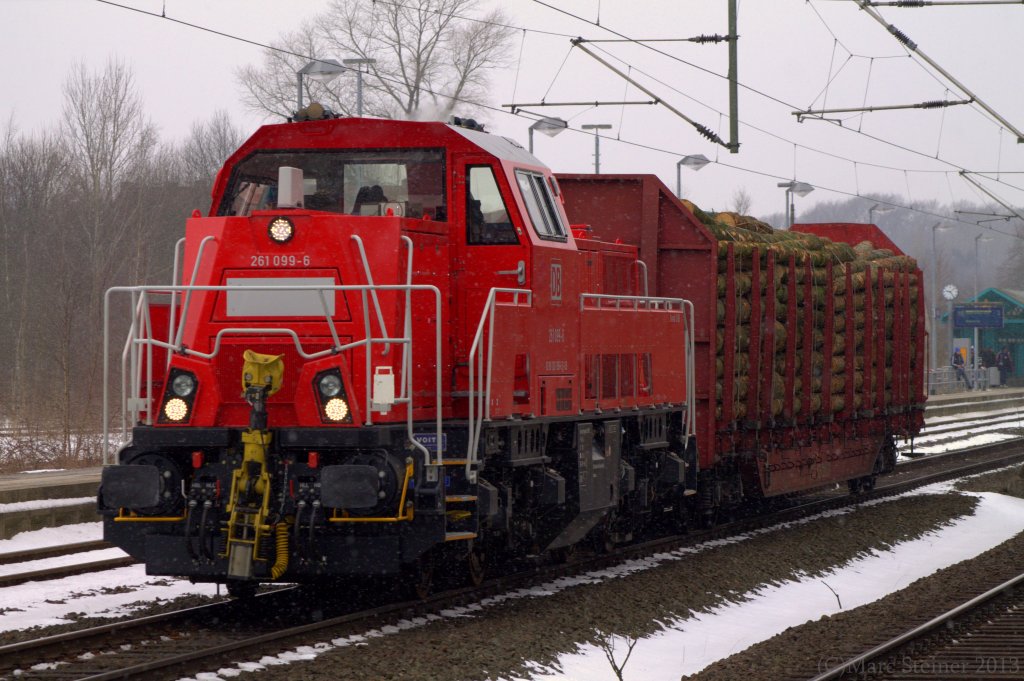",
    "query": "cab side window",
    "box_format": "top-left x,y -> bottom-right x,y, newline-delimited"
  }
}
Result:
467,166 -> 518,245
514,169 -> 567,241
